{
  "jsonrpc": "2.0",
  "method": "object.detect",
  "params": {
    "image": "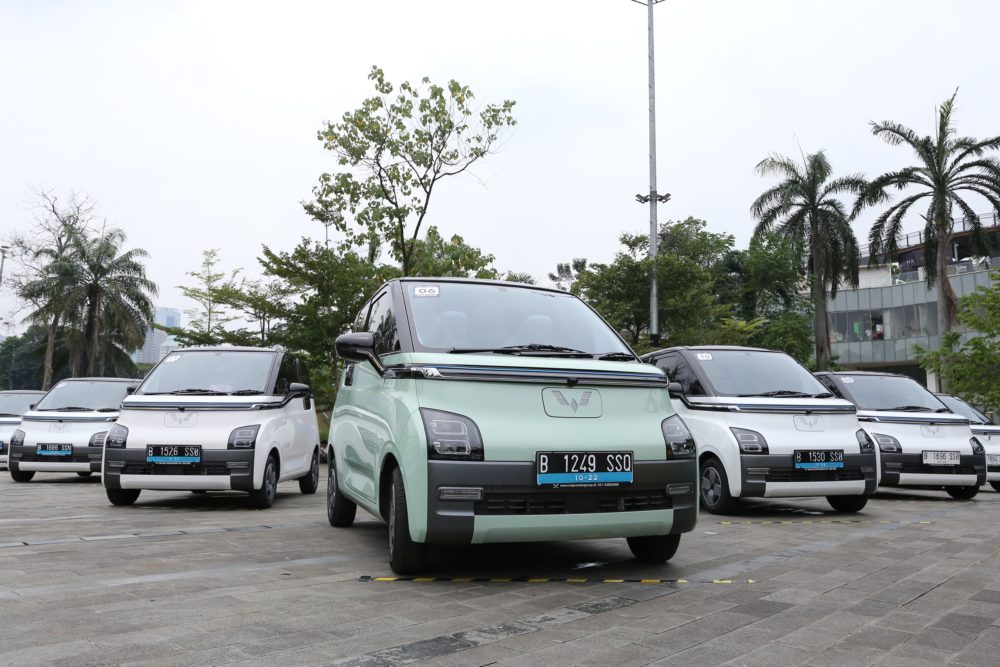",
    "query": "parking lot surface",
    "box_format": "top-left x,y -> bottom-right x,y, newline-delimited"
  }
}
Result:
3,475 -> 1000,666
